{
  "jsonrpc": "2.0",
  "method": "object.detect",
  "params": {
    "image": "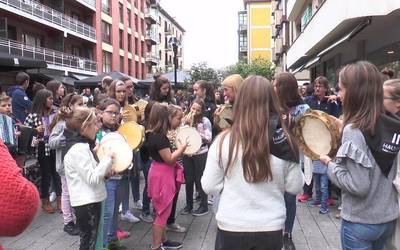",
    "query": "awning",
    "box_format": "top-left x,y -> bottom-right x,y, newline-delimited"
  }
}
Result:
45,74 -> 77,87
0,52 -> 47,71
303,56 -> 320,69
317,17 -> 371,58
74,71 -> 139,88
